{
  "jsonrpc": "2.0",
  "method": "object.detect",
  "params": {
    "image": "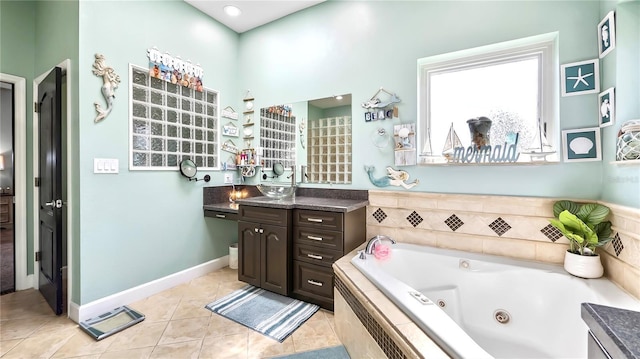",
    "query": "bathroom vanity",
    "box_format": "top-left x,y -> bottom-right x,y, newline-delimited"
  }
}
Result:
581,302 -> 640,359
203,186 -> 368,311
